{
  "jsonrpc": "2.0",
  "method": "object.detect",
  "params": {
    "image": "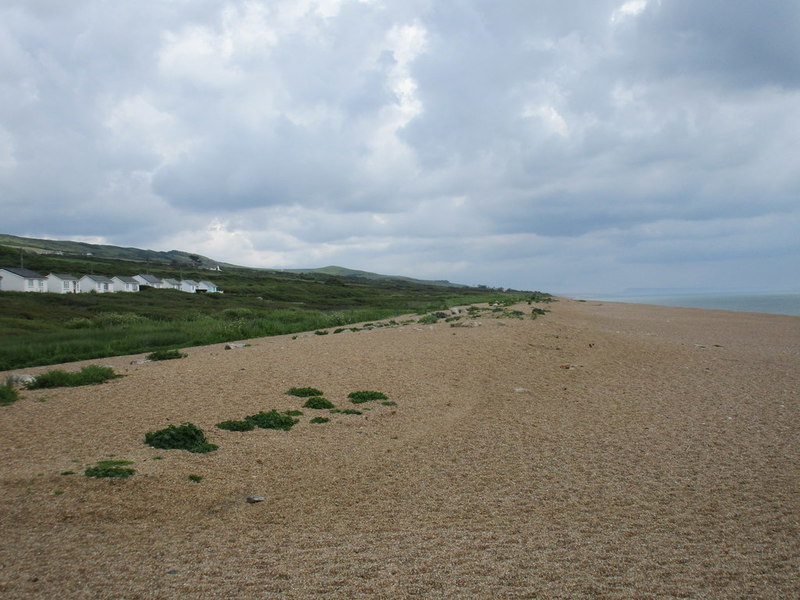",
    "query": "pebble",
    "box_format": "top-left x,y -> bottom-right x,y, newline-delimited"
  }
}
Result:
246,496 -> 265,504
